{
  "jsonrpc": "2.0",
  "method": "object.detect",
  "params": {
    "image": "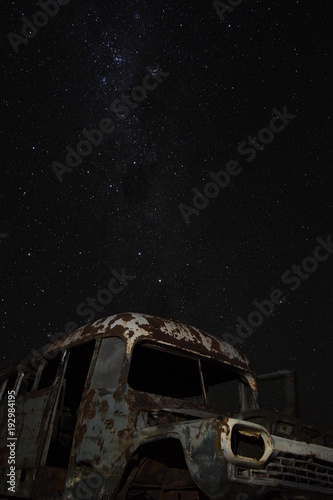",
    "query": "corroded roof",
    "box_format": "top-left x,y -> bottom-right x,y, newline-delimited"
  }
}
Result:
1,313 -> 254,378
47,312 -> 253,373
